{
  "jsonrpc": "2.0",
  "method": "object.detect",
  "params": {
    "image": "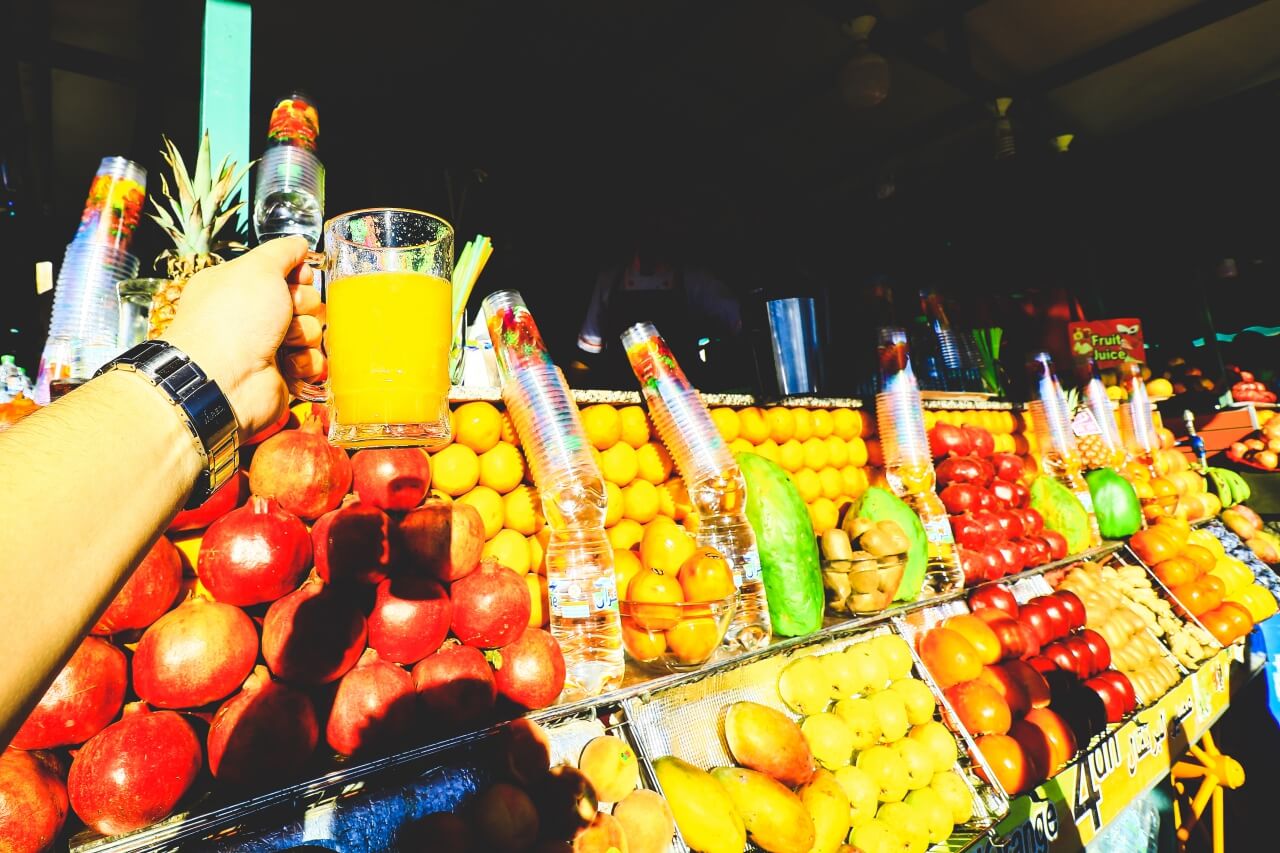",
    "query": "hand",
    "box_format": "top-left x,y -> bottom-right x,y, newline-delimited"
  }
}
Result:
164,236 -> 325,439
